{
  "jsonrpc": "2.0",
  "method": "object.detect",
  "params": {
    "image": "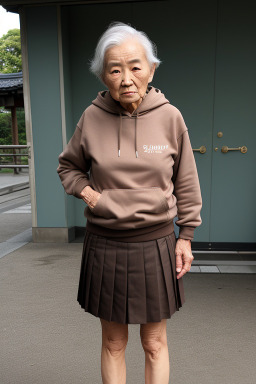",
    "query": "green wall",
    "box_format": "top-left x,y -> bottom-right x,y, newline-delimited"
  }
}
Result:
61,8 -> 76,228
26,6 -> 67,228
